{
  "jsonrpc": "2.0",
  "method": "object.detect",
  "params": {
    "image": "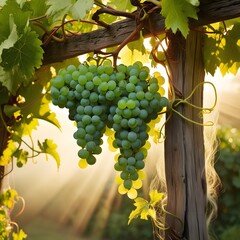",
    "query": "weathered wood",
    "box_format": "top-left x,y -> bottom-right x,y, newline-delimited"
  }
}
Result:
0,113 -> 10,192
42,0 -> 240,65
164,31 -> 207,239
